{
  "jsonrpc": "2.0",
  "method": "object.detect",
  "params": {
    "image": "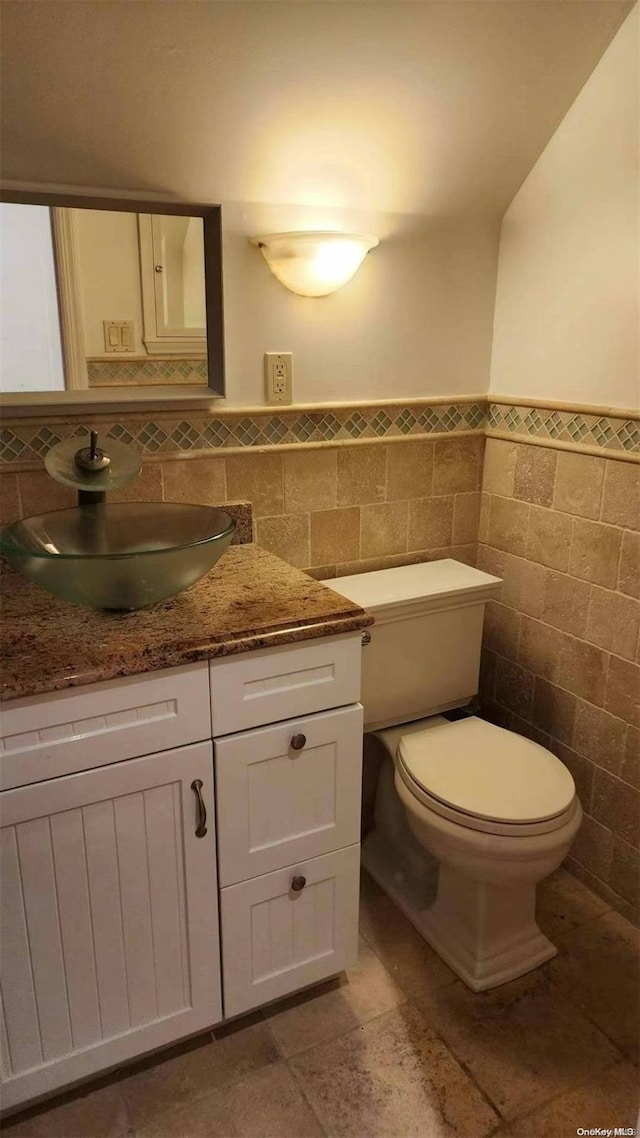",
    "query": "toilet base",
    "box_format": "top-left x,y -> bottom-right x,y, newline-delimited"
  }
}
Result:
362,833 -> 557,992
418,865 -> 557,991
